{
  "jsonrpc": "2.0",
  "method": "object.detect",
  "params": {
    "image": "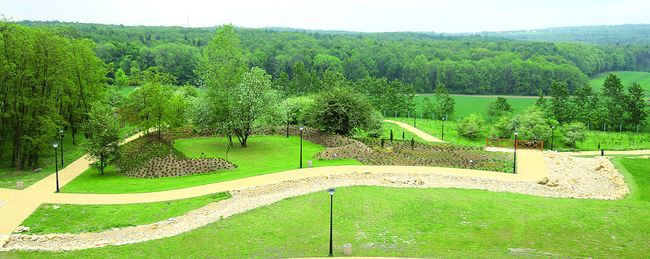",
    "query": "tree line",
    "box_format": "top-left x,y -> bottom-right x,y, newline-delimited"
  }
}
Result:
0,21 -> 106,170
19,21 -> 650,95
